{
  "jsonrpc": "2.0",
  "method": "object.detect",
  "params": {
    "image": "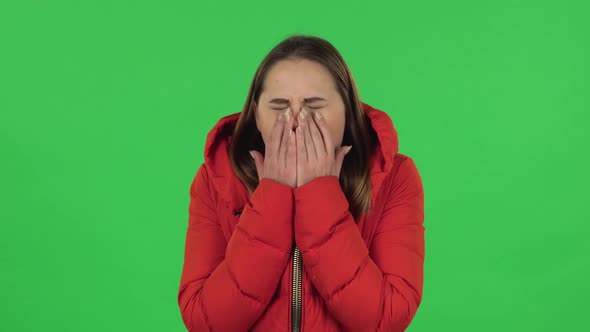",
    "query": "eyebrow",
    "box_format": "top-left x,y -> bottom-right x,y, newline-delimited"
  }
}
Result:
268,97 -> 327,104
